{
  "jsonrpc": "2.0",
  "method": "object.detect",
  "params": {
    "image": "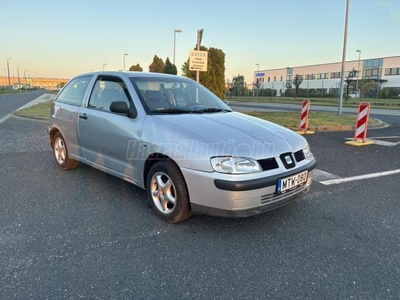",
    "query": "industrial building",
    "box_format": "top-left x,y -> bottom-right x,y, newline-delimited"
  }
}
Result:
255,55 -> 400,97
